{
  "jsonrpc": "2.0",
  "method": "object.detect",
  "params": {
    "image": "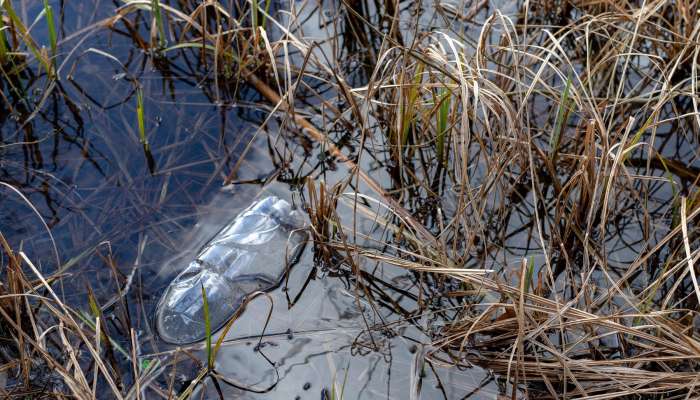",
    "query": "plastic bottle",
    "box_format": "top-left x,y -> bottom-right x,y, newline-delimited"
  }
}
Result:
155,196 -> 307,344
